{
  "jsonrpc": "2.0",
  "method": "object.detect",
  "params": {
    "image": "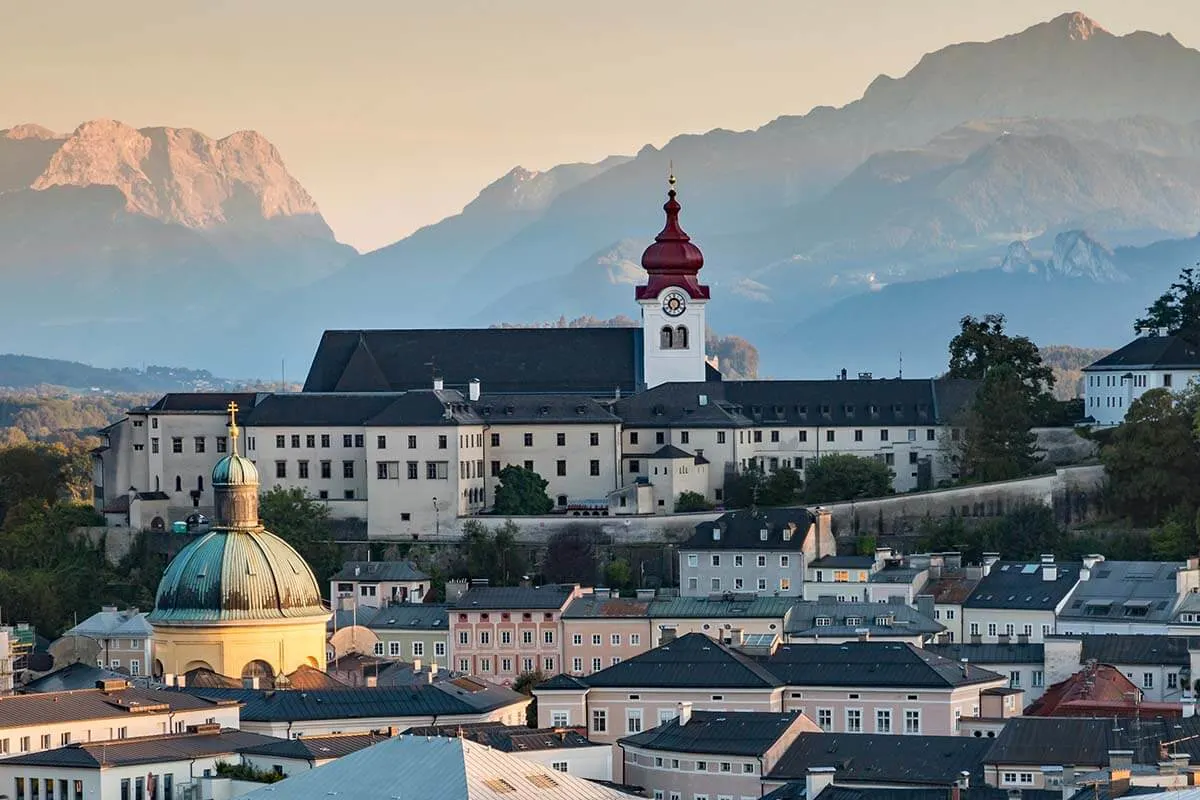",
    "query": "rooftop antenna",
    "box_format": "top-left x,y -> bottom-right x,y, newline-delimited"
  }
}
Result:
899,351 -> 903,380
281,359 -> 286,391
